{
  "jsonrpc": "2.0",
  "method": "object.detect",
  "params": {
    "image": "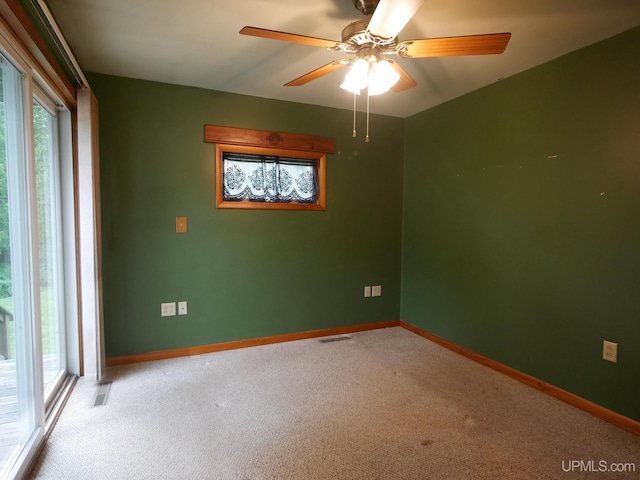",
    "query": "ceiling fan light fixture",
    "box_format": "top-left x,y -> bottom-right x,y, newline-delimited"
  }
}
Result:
341,56 -> 399,96
339,78 -> 361,95
340,58 -> 369,94
368,59 -> 400,95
